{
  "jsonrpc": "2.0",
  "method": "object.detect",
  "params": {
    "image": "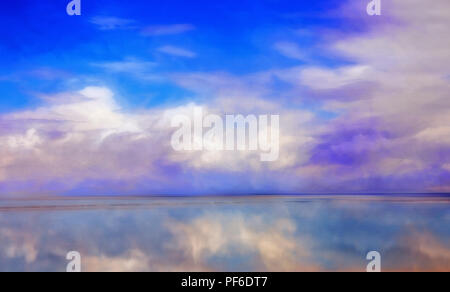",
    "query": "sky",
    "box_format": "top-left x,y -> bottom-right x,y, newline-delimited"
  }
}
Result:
0,0 -> 449,196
